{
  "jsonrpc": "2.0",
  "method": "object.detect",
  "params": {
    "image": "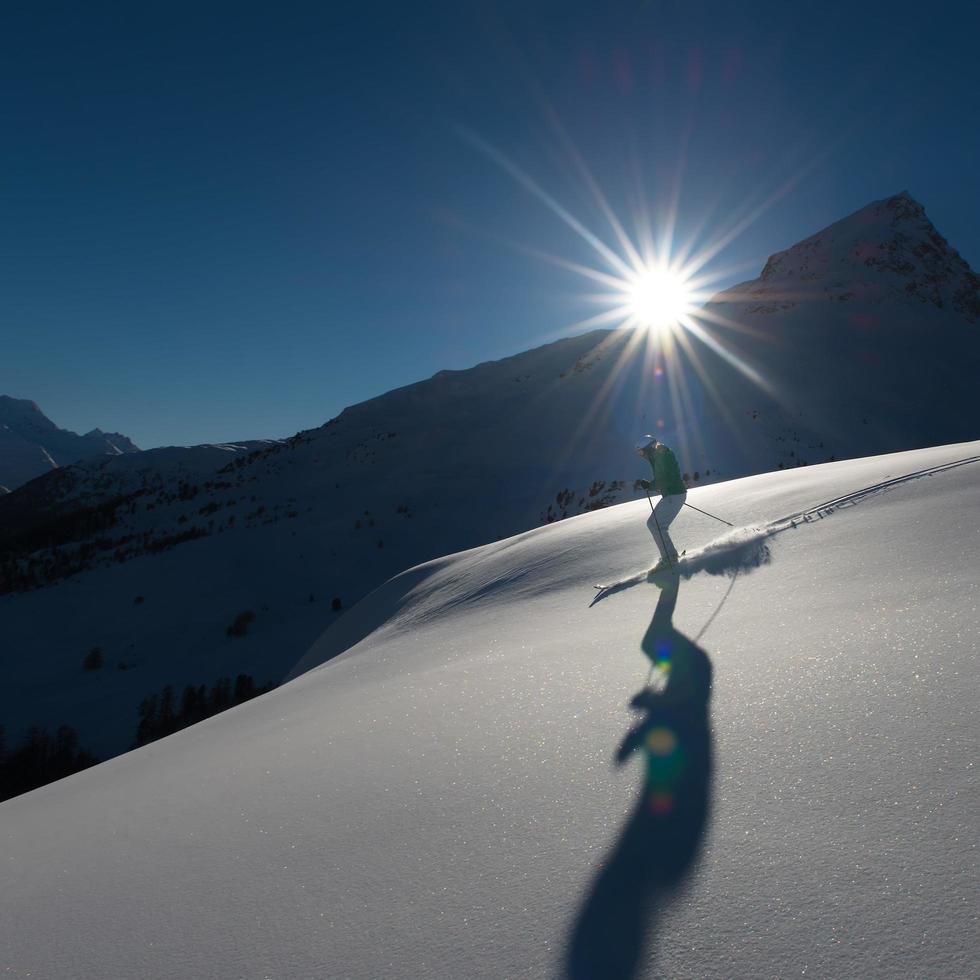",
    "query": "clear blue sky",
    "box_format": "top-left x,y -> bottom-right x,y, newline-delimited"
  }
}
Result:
4,1 -> 978,448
